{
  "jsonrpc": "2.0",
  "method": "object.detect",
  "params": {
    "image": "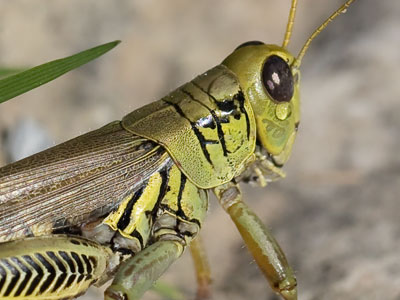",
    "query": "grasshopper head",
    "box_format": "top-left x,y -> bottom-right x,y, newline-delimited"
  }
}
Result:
223,43 -> 300,166
223,0 -> 355,168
